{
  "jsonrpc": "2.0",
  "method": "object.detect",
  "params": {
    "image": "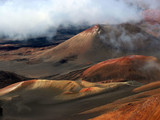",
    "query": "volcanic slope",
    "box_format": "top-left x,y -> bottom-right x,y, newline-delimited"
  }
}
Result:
34,23 -> 160,63
143,9 -> 160,24
140,9 -> 160,38
0,71 -> 27,89
82,55 -> 160,83
0,23 -> 160,78
30,23 -> 160,77
0,79 -> 139,120
1,80 -> 160,120
91,81 -> 160,120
